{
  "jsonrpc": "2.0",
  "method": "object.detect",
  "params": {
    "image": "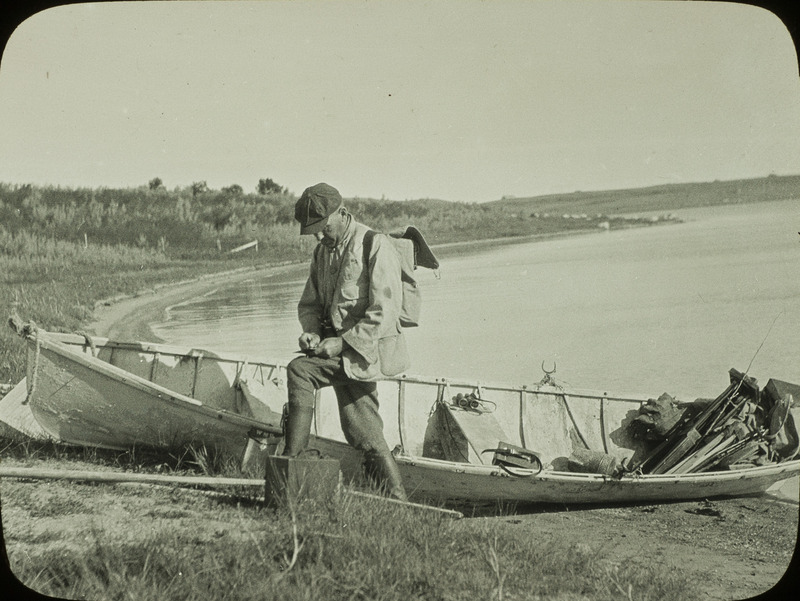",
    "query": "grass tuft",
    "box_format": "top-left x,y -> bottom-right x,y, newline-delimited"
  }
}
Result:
6,490 -> 698,601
